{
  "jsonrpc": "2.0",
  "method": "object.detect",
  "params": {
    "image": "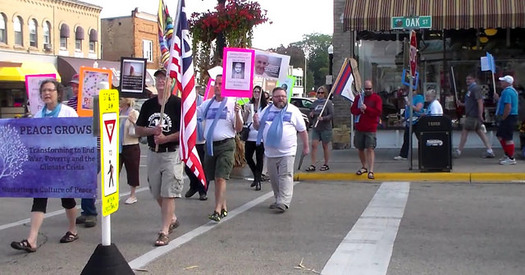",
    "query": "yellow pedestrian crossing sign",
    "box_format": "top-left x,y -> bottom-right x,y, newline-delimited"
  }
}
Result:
99,89 -> 119,216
